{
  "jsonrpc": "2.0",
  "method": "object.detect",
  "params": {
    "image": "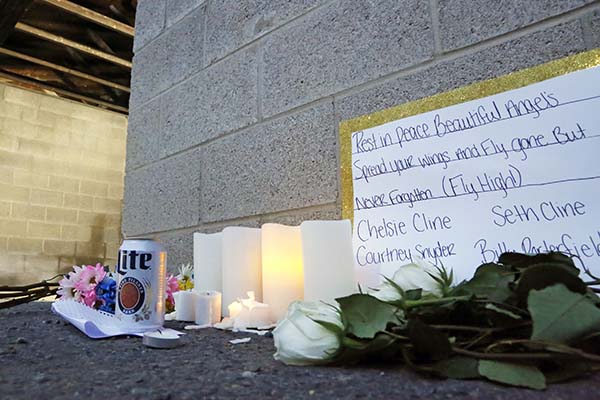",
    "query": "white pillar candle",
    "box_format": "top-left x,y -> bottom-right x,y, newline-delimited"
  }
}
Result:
222,227 -> 262,316
194,291 -> 222,325
193,232 -> 223,291
261,223 -> 303,322
175,290 -> 197,322
300,220 -> 357,304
